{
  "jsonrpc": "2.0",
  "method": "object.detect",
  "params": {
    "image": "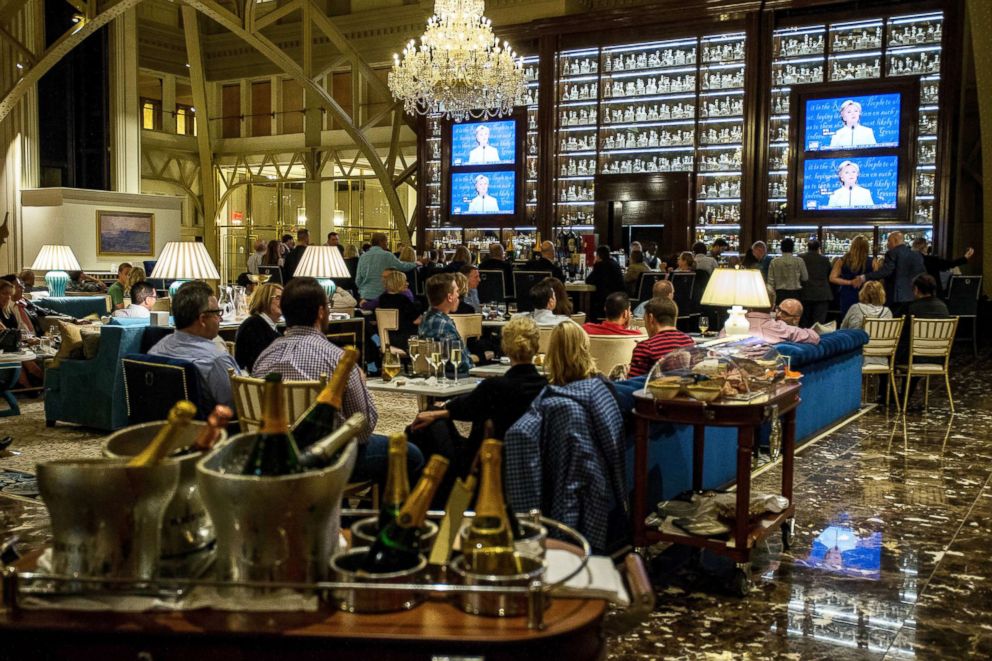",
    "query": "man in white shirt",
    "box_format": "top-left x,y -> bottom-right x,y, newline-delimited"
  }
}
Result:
692,241 -> 718,274
112,281 -> 157,319
513,280 -> 570,326
827,160 -> 875,208
467,124 -> 500,164
829,100 -> 877,148
467,175 -> 501,214
246,239 -> 266,274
